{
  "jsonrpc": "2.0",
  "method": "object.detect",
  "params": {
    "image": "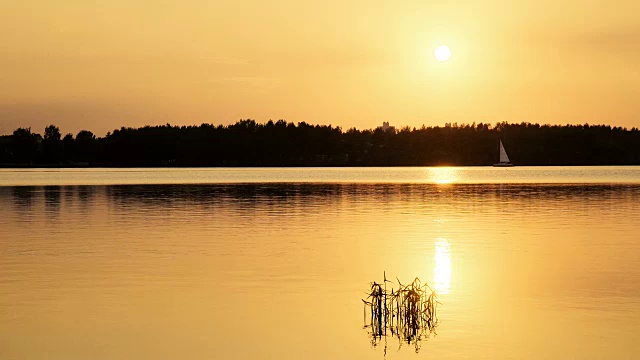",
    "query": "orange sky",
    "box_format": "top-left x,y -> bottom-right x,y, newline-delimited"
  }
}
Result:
1,0 -> 639,135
